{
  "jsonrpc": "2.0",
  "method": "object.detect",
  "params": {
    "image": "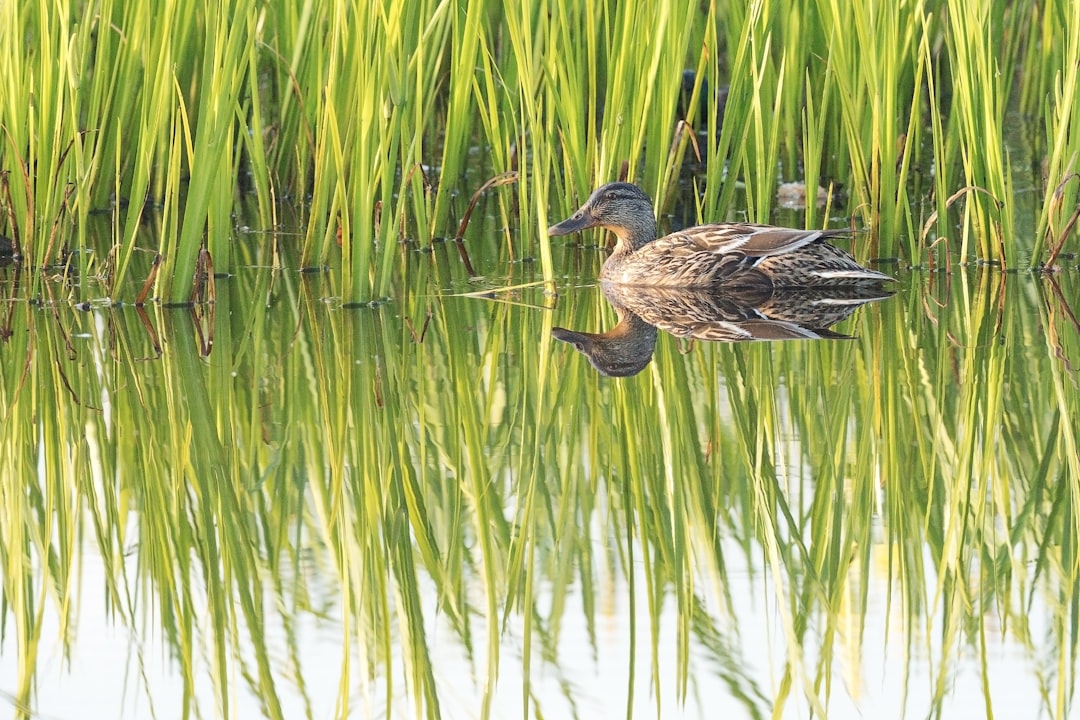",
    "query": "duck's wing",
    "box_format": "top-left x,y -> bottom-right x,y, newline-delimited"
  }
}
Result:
676,223 -> 846,259
629,233 -> 769,287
